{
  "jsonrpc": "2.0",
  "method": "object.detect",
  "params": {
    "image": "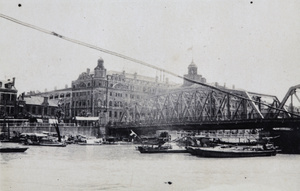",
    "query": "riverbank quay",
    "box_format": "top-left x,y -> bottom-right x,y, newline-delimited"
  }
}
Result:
0,123 -> 106,138
2,122 -> 300,154
1,143 -> 300,191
